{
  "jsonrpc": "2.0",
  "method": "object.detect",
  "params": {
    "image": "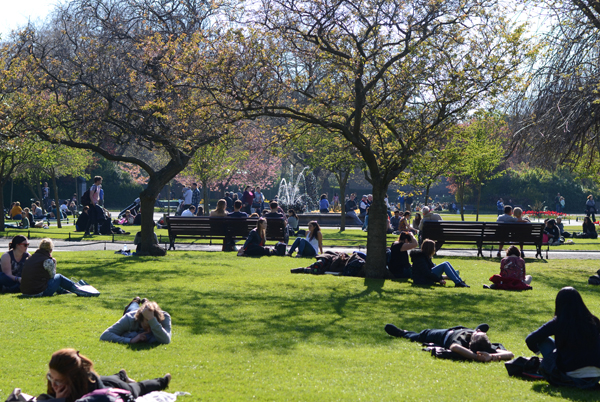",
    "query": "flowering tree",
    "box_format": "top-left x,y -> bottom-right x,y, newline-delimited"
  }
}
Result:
177,128 -> 281,213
